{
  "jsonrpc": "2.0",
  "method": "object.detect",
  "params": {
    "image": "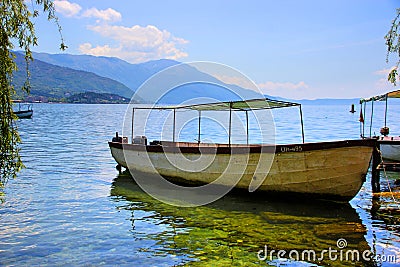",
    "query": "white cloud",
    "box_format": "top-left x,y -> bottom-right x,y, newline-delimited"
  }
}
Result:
375,77 -> 392,89
54,0 -> 82,17
79,43 -> 151,62
374,66 -> 397,76
54,2 -> 121,22
256,81 -> 310,98
258,81 -> 309,91
213,74 -> 256,89
52,2 -> 189,63
374,66 -> 397,90
79,25 -> 189,63
82,7 -> 122,22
